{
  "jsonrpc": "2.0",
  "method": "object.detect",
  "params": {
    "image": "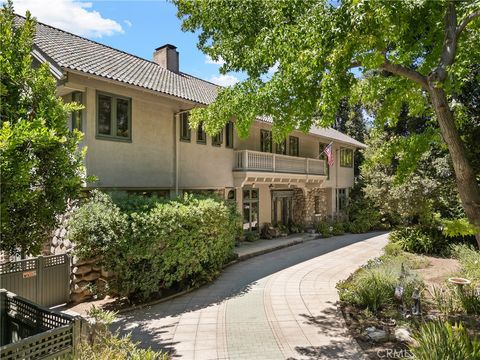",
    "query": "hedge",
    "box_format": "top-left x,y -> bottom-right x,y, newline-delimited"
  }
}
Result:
69,191 -> 240,300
